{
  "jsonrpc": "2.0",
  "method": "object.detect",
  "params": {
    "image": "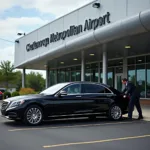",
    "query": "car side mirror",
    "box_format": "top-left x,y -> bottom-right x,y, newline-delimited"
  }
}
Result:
59,90 -> 67,96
